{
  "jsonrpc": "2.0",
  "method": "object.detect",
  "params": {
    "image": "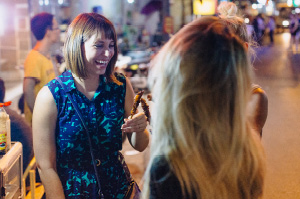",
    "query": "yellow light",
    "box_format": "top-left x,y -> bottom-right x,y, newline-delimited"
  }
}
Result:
130,64 -> 139,70
193,0 -> 216,15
